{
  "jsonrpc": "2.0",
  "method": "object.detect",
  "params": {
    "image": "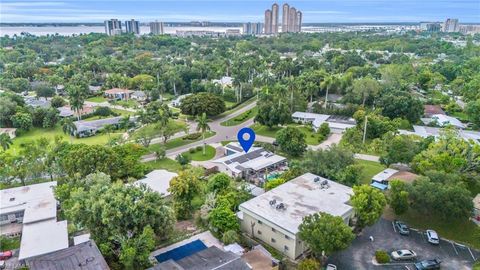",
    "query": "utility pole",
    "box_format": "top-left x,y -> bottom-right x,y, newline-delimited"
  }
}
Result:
362,115 -> 368,144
